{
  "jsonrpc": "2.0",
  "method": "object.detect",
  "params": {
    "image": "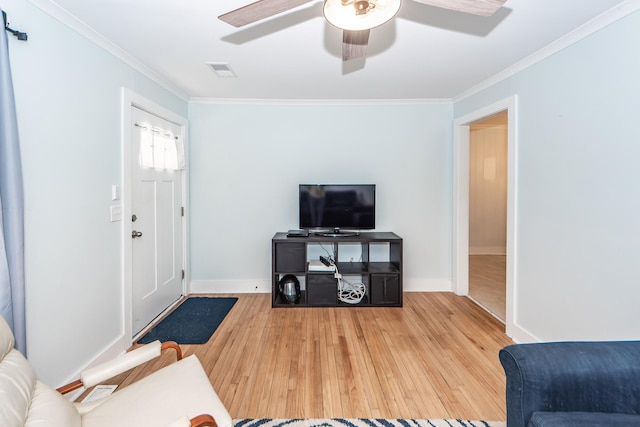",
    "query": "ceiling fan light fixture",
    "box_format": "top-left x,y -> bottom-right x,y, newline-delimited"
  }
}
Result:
354,0 -> 371,14
323,0 -> 401,31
